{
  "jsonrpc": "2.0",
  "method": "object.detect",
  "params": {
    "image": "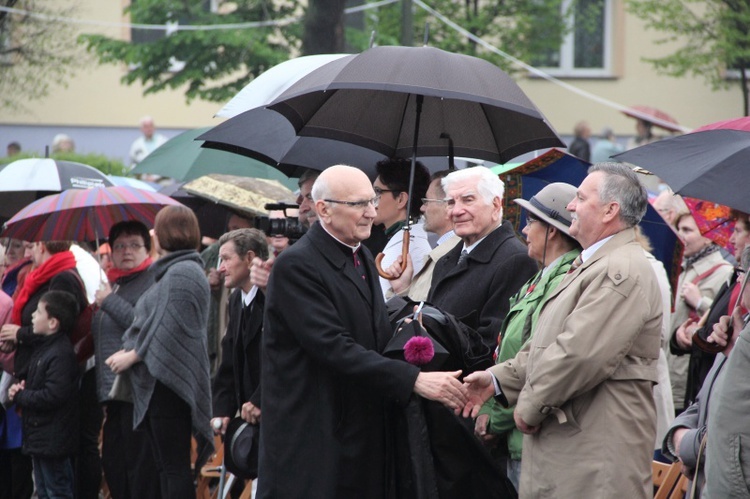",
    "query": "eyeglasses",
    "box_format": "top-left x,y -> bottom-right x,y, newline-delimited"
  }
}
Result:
421,198 -> 448,205
525,214 -> 539,226
112,242 -> 146,251
324,196 -> 381,209
373,186 -> 398,196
